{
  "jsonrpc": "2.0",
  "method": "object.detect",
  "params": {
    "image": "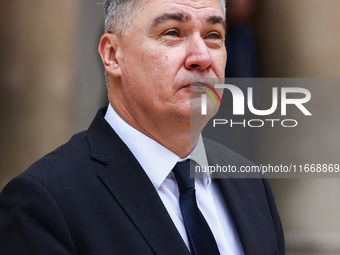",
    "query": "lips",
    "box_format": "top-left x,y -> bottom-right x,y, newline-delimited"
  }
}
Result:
178,79 -> 217,94
191,81 -> 213,89
187,81 -> 214,93
187,80 -> 223,106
